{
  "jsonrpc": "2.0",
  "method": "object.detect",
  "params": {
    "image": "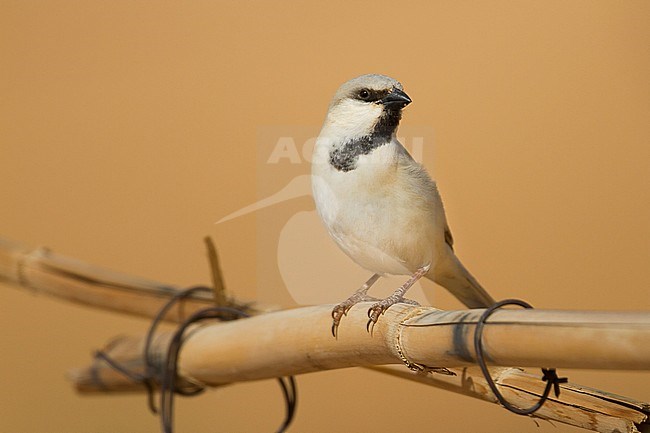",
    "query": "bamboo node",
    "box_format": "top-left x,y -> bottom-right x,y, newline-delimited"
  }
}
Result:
395,307 -> 456,376
15,246 -> 49,289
